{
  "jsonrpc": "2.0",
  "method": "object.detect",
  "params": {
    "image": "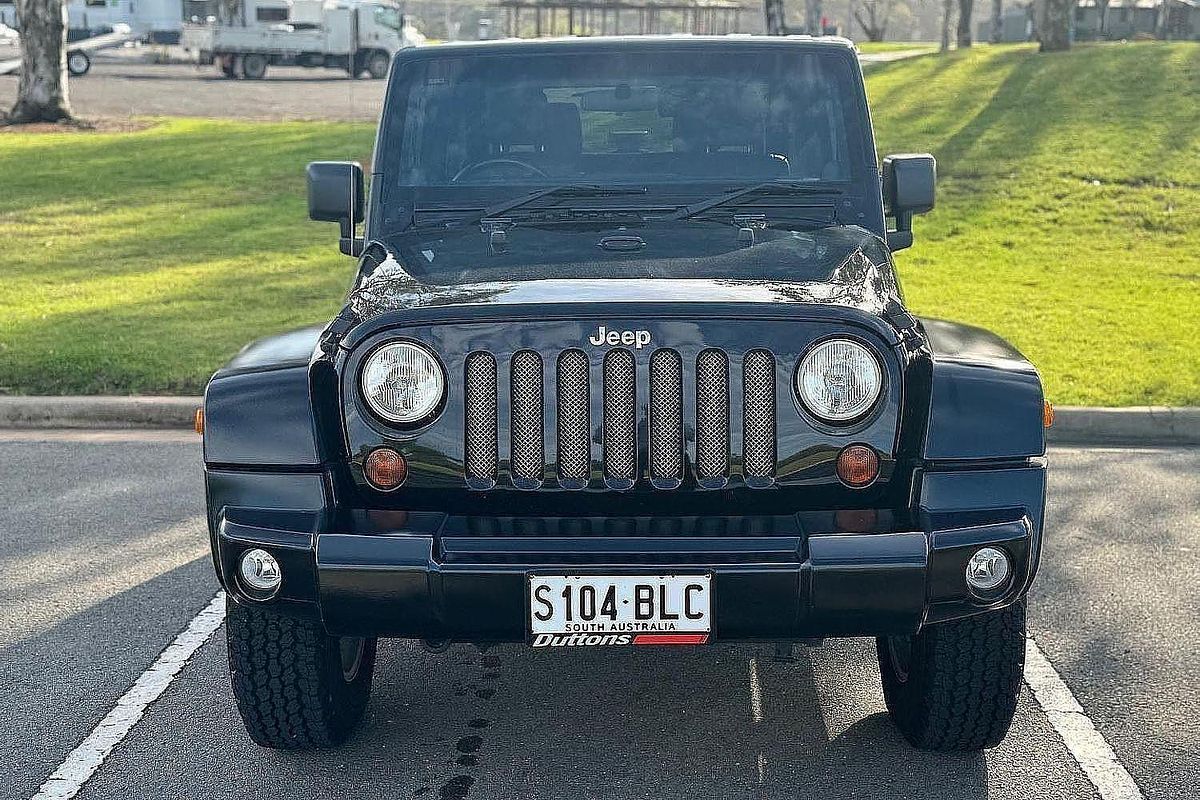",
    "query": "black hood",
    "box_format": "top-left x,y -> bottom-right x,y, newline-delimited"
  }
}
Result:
347,224 -> 905,321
